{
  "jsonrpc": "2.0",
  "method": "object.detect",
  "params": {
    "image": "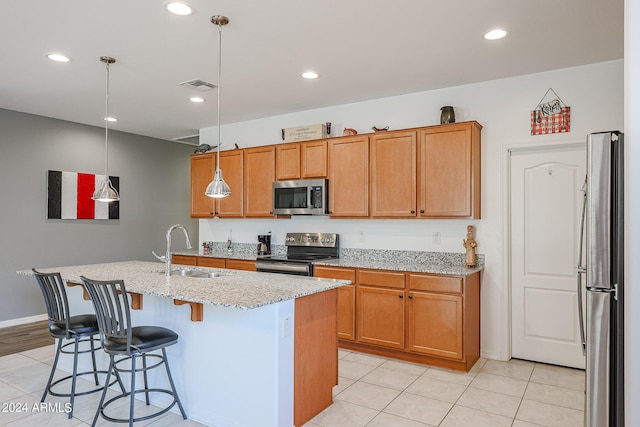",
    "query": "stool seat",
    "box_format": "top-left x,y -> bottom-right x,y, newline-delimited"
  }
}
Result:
105,326 -> 178,354
50,314 -> 99,337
